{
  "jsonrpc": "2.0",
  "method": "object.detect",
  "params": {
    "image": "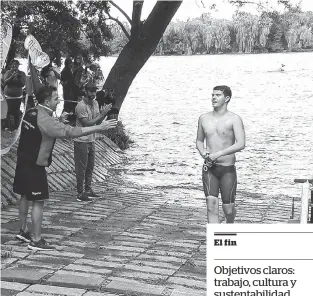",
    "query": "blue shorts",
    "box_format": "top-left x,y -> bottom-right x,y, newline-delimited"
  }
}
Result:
202,164 -> 237,204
